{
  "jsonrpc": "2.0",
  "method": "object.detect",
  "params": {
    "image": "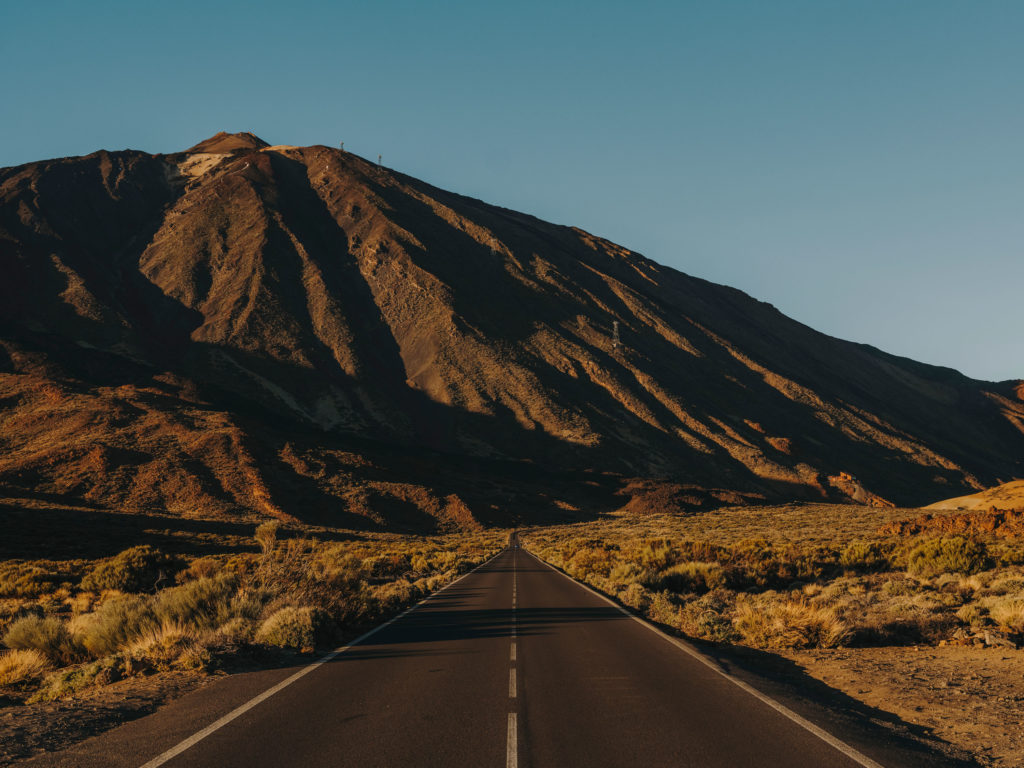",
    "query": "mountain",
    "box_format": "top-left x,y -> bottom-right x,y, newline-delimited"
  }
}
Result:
1,133 -> 1021,531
